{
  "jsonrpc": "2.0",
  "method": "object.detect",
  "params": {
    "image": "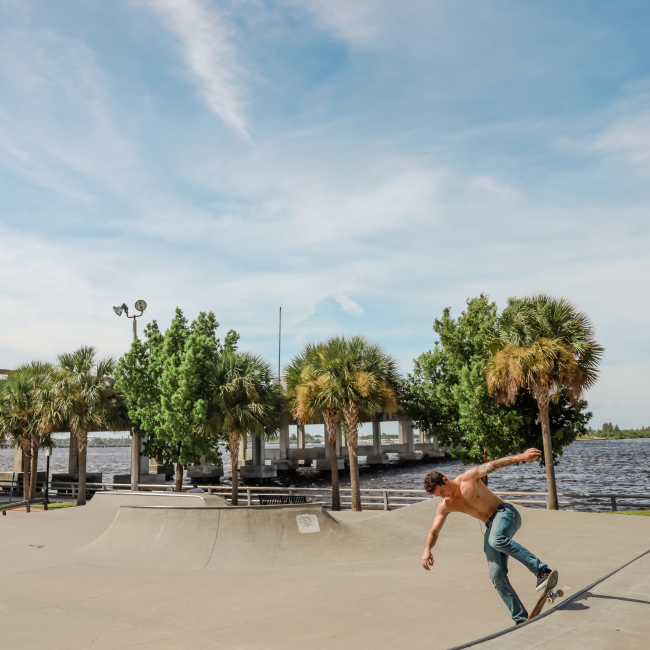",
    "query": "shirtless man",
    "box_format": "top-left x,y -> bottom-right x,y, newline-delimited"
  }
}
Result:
421,449 -> 553,624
